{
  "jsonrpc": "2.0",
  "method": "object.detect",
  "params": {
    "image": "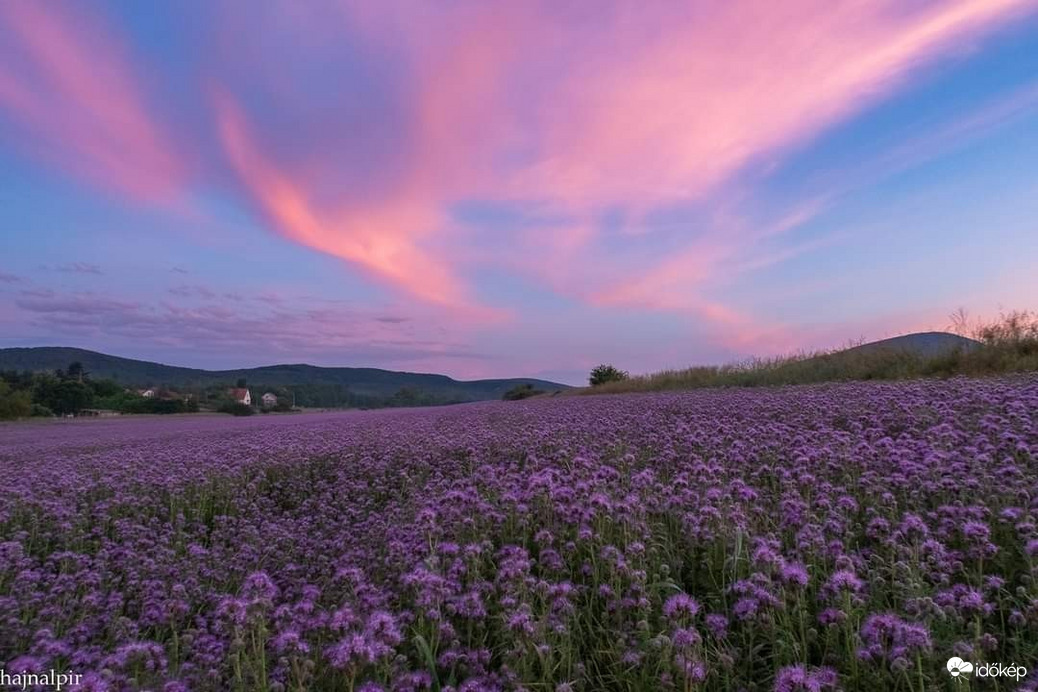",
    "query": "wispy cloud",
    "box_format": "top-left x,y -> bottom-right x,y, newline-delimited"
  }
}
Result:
55,262 -> 103,275
168,284 -> 216,299
806,78 -> 1038,196
213,0 -> 1032,321
12,286 -> 483,367
503,0 -> 1036,209
0,3 -> 182,200
215,92 -> 480,312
